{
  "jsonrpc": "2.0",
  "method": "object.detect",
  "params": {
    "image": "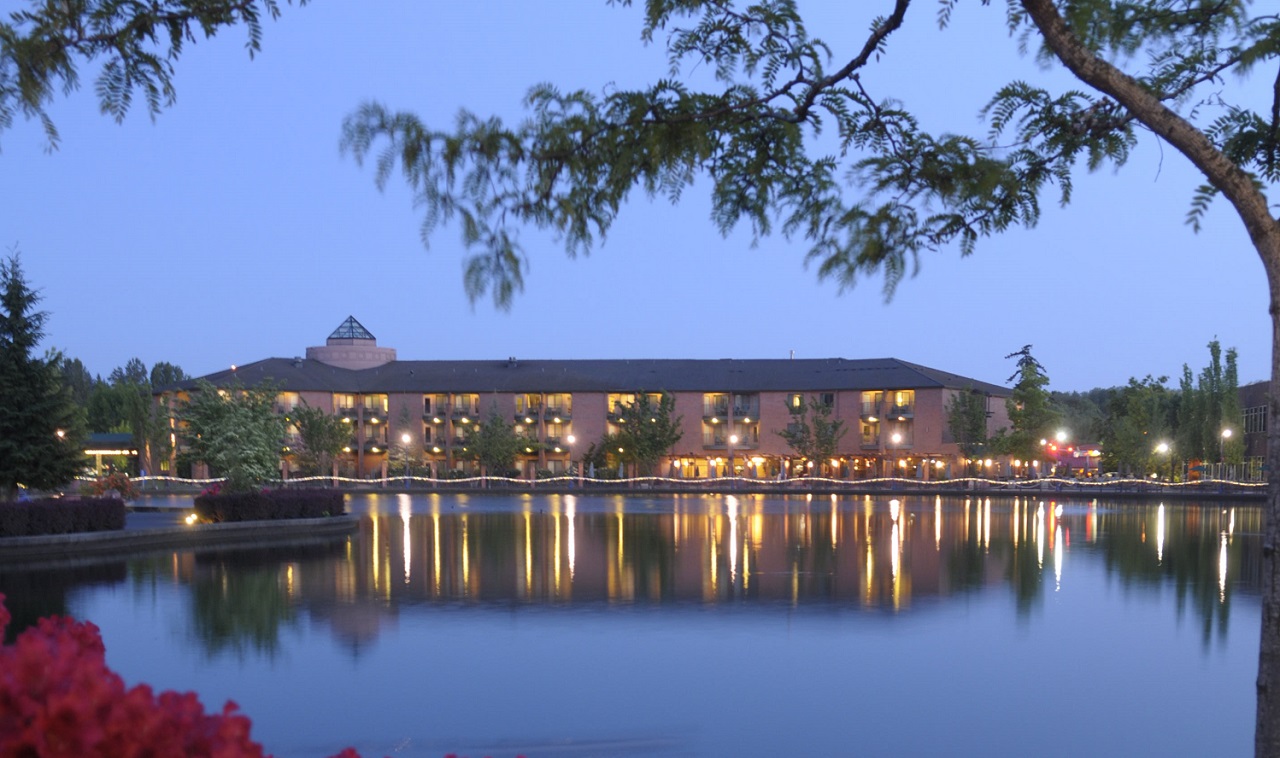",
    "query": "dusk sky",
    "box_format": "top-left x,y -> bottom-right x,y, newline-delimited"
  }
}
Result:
2,2 -> 1268,392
